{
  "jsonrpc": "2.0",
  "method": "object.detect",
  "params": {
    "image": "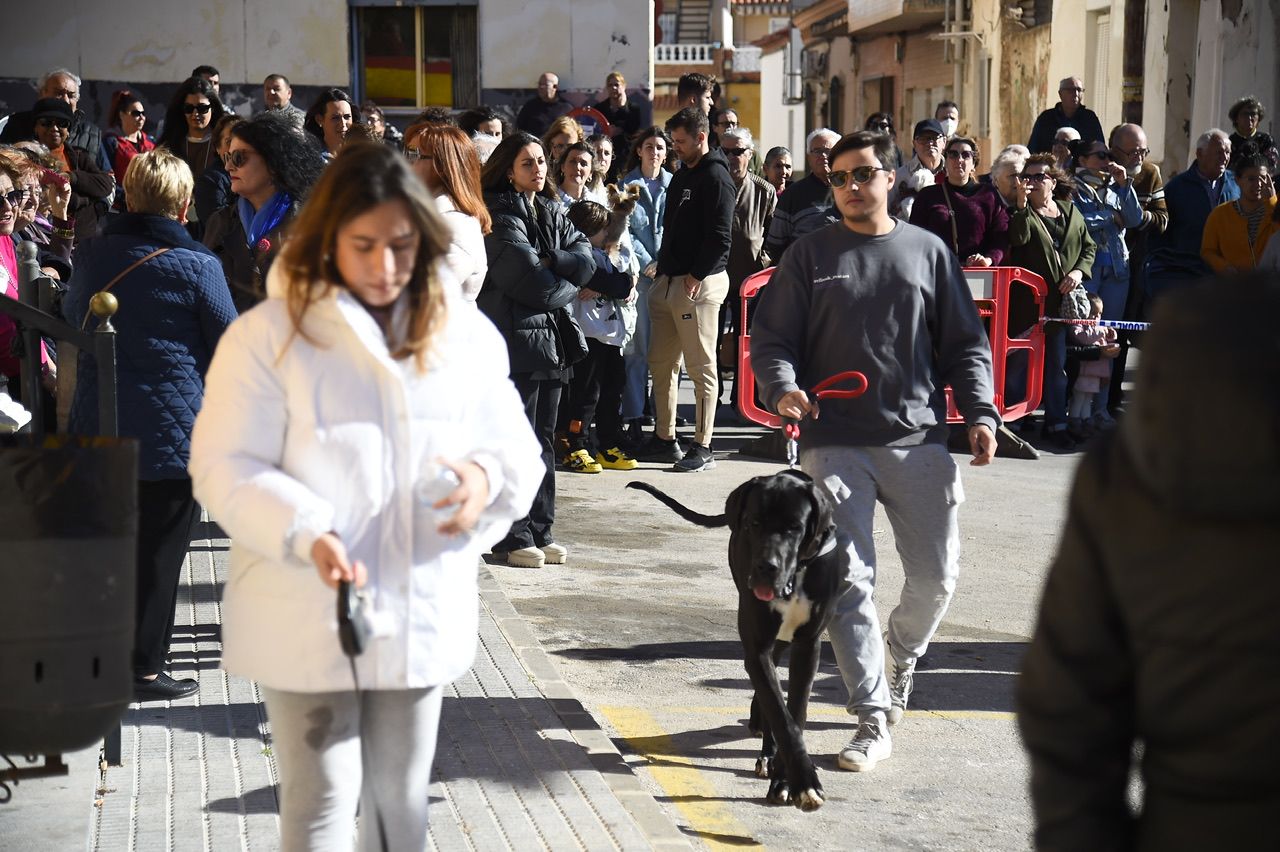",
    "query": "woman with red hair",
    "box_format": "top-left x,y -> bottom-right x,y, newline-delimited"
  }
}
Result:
405,123 -> 492,301
101,88 -> 156,211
